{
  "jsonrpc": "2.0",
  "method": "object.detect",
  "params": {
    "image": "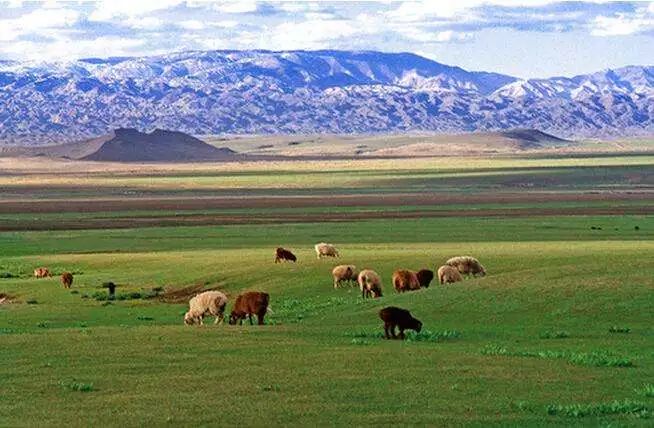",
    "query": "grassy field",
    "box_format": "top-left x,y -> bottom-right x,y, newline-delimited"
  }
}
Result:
1,154 -> 653,426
